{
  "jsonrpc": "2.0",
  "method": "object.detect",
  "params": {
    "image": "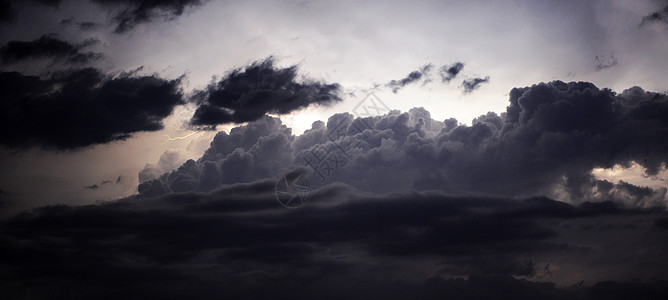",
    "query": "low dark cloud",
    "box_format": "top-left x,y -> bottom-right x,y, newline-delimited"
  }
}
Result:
91,0 -> 204,33
0,0 -> 13,23
1,35 -> 102,65
190,57 -> 342,127
2,181 -> 668,299
1,0 -> 204,32
439,62 -> 464,82
143,81 -> 668,210
462,76 -> 489,93
640,5 -> 668,27
0,68 -> 184,150
387,64 -> 433,93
